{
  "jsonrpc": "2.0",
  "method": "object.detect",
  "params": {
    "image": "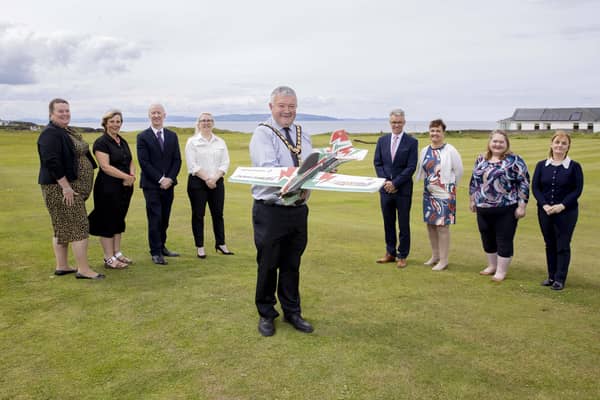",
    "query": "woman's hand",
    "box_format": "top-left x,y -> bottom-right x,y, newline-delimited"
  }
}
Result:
543,204 -> 553,215
514,203 -> 527,219
62,187 -> 78,206
205,177 -> 217,189
123,174 -> 135,186
550,204 -> 566,214
469,200 -> 476,213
